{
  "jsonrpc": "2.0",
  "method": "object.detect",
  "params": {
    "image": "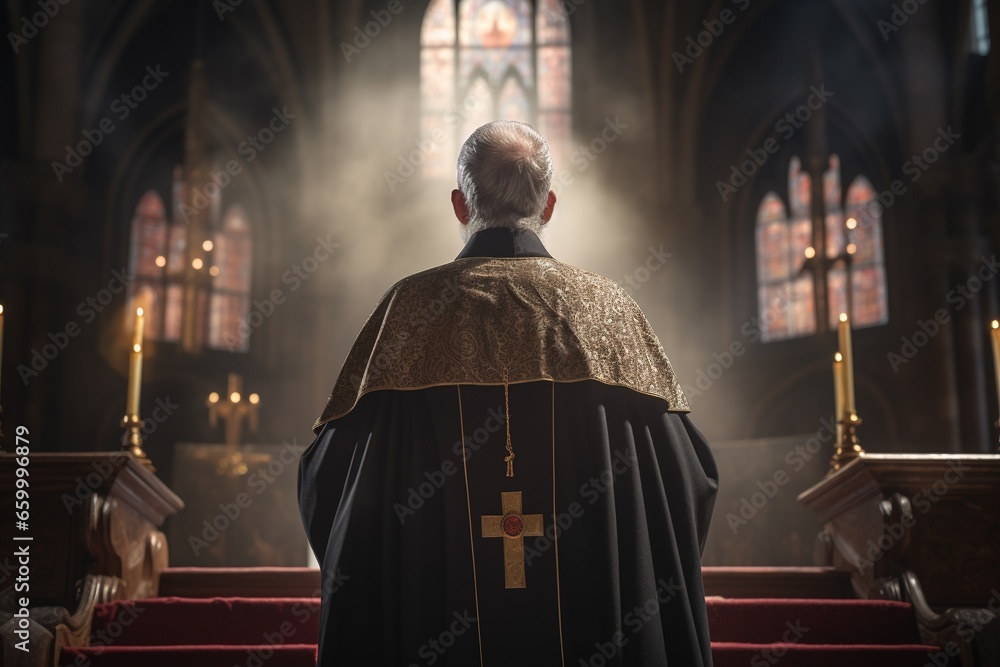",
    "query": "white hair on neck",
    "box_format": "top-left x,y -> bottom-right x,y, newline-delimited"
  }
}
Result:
456,120 -> 554,242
